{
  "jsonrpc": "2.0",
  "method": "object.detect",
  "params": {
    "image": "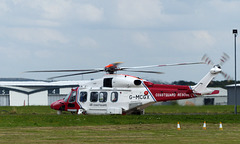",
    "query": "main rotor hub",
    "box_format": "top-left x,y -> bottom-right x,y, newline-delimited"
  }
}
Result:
104,64 -> 118,74
210,64 -> 222,74
104,62 -> 123,74
214,64 -> 221,69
